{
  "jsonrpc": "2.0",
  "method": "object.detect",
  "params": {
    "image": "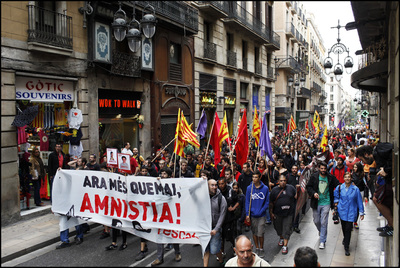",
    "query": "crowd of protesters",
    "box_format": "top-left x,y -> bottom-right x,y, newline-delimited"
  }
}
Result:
46,123 -> 393,266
